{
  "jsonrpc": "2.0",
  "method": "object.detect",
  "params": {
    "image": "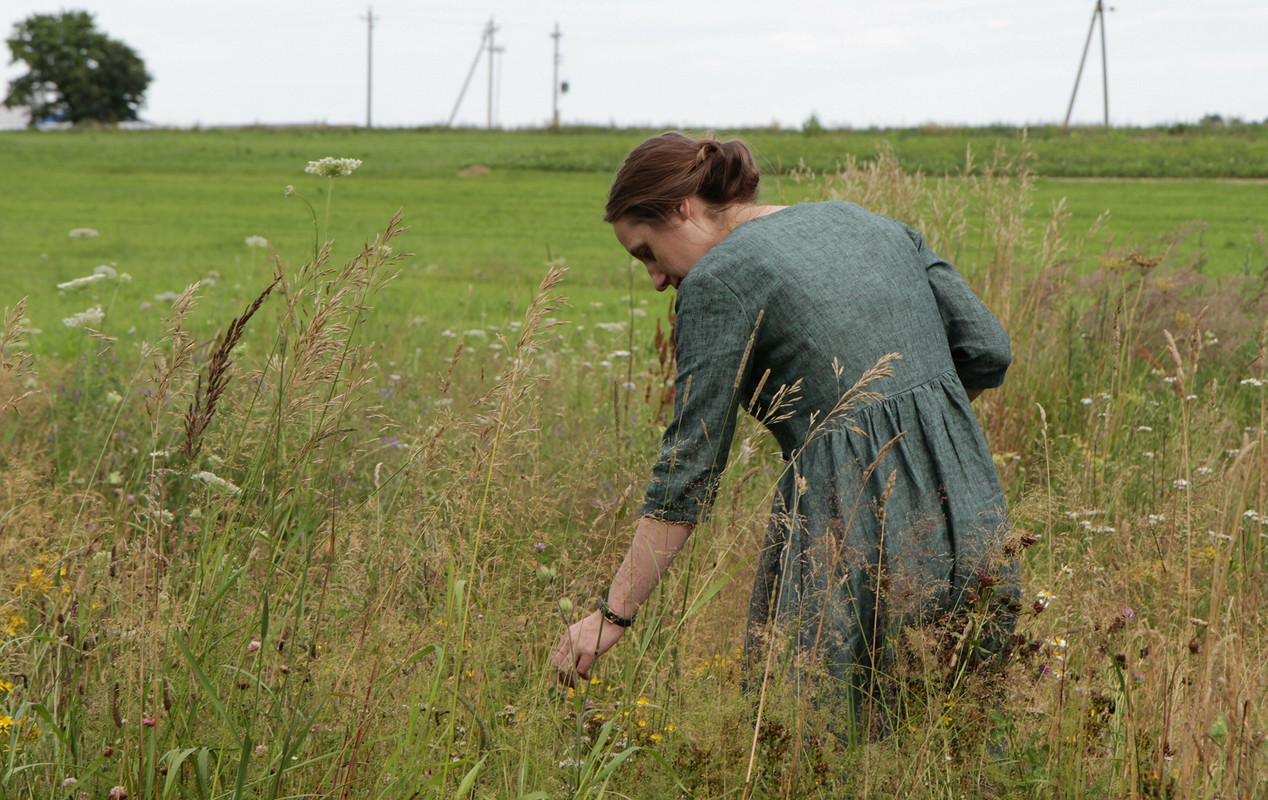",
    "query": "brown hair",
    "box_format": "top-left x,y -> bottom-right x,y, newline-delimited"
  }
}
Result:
603,132 -> 761,224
